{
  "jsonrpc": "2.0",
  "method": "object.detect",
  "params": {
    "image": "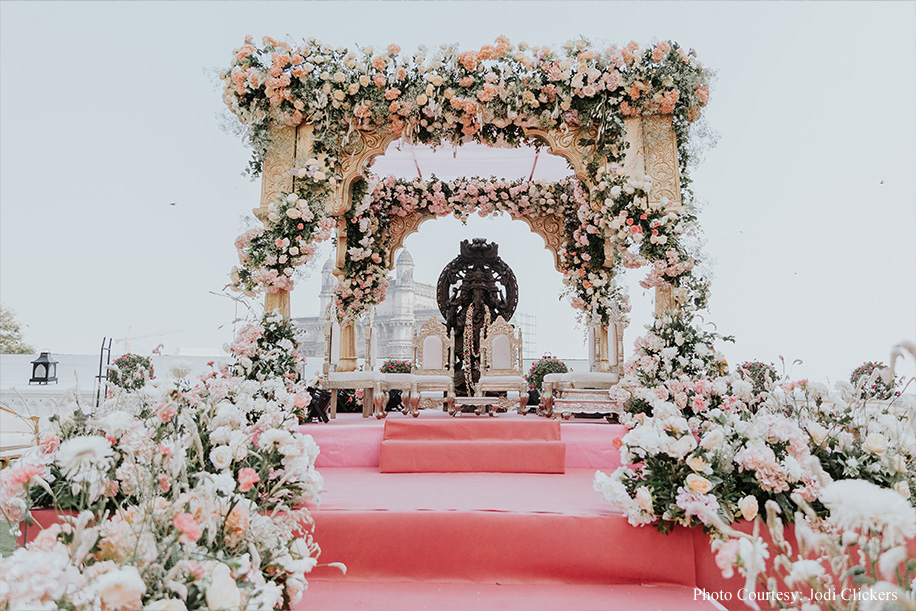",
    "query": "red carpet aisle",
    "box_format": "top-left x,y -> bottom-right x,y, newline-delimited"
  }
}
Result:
298,413 -> 724,611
